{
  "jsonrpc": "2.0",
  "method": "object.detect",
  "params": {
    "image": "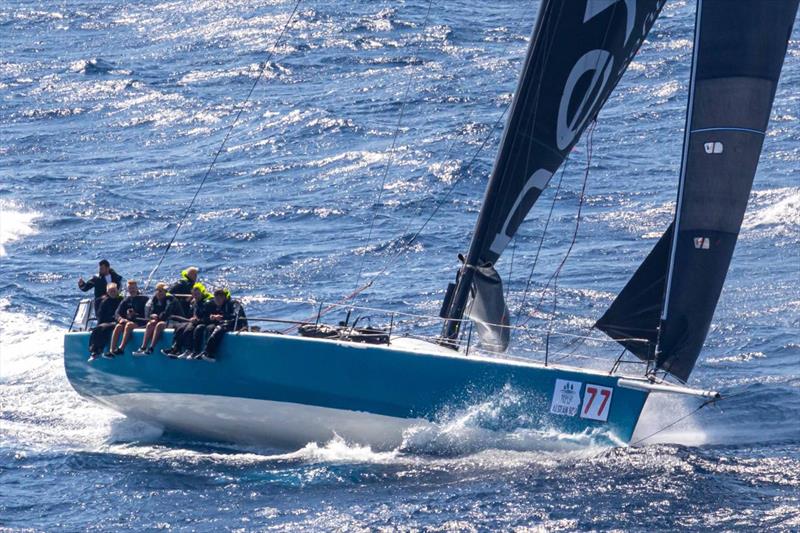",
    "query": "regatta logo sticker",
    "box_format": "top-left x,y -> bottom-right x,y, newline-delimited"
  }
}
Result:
580,384 -> 613,422
694,237 -> 711,249
550,379 -> 582,417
